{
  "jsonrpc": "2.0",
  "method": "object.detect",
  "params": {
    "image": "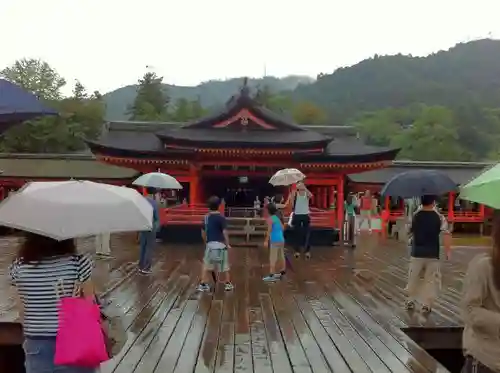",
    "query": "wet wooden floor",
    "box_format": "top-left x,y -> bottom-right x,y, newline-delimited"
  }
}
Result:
0,234 -> 483,372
